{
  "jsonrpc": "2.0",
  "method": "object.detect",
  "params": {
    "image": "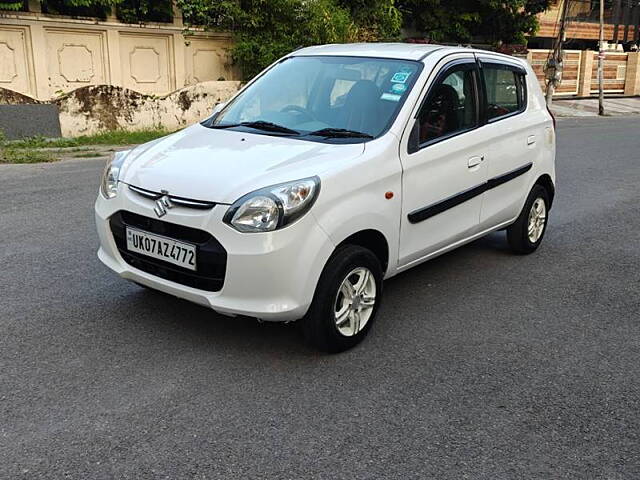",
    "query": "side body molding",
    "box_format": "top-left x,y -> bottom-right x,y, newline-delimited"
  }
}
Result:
407,162 -> 533,224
